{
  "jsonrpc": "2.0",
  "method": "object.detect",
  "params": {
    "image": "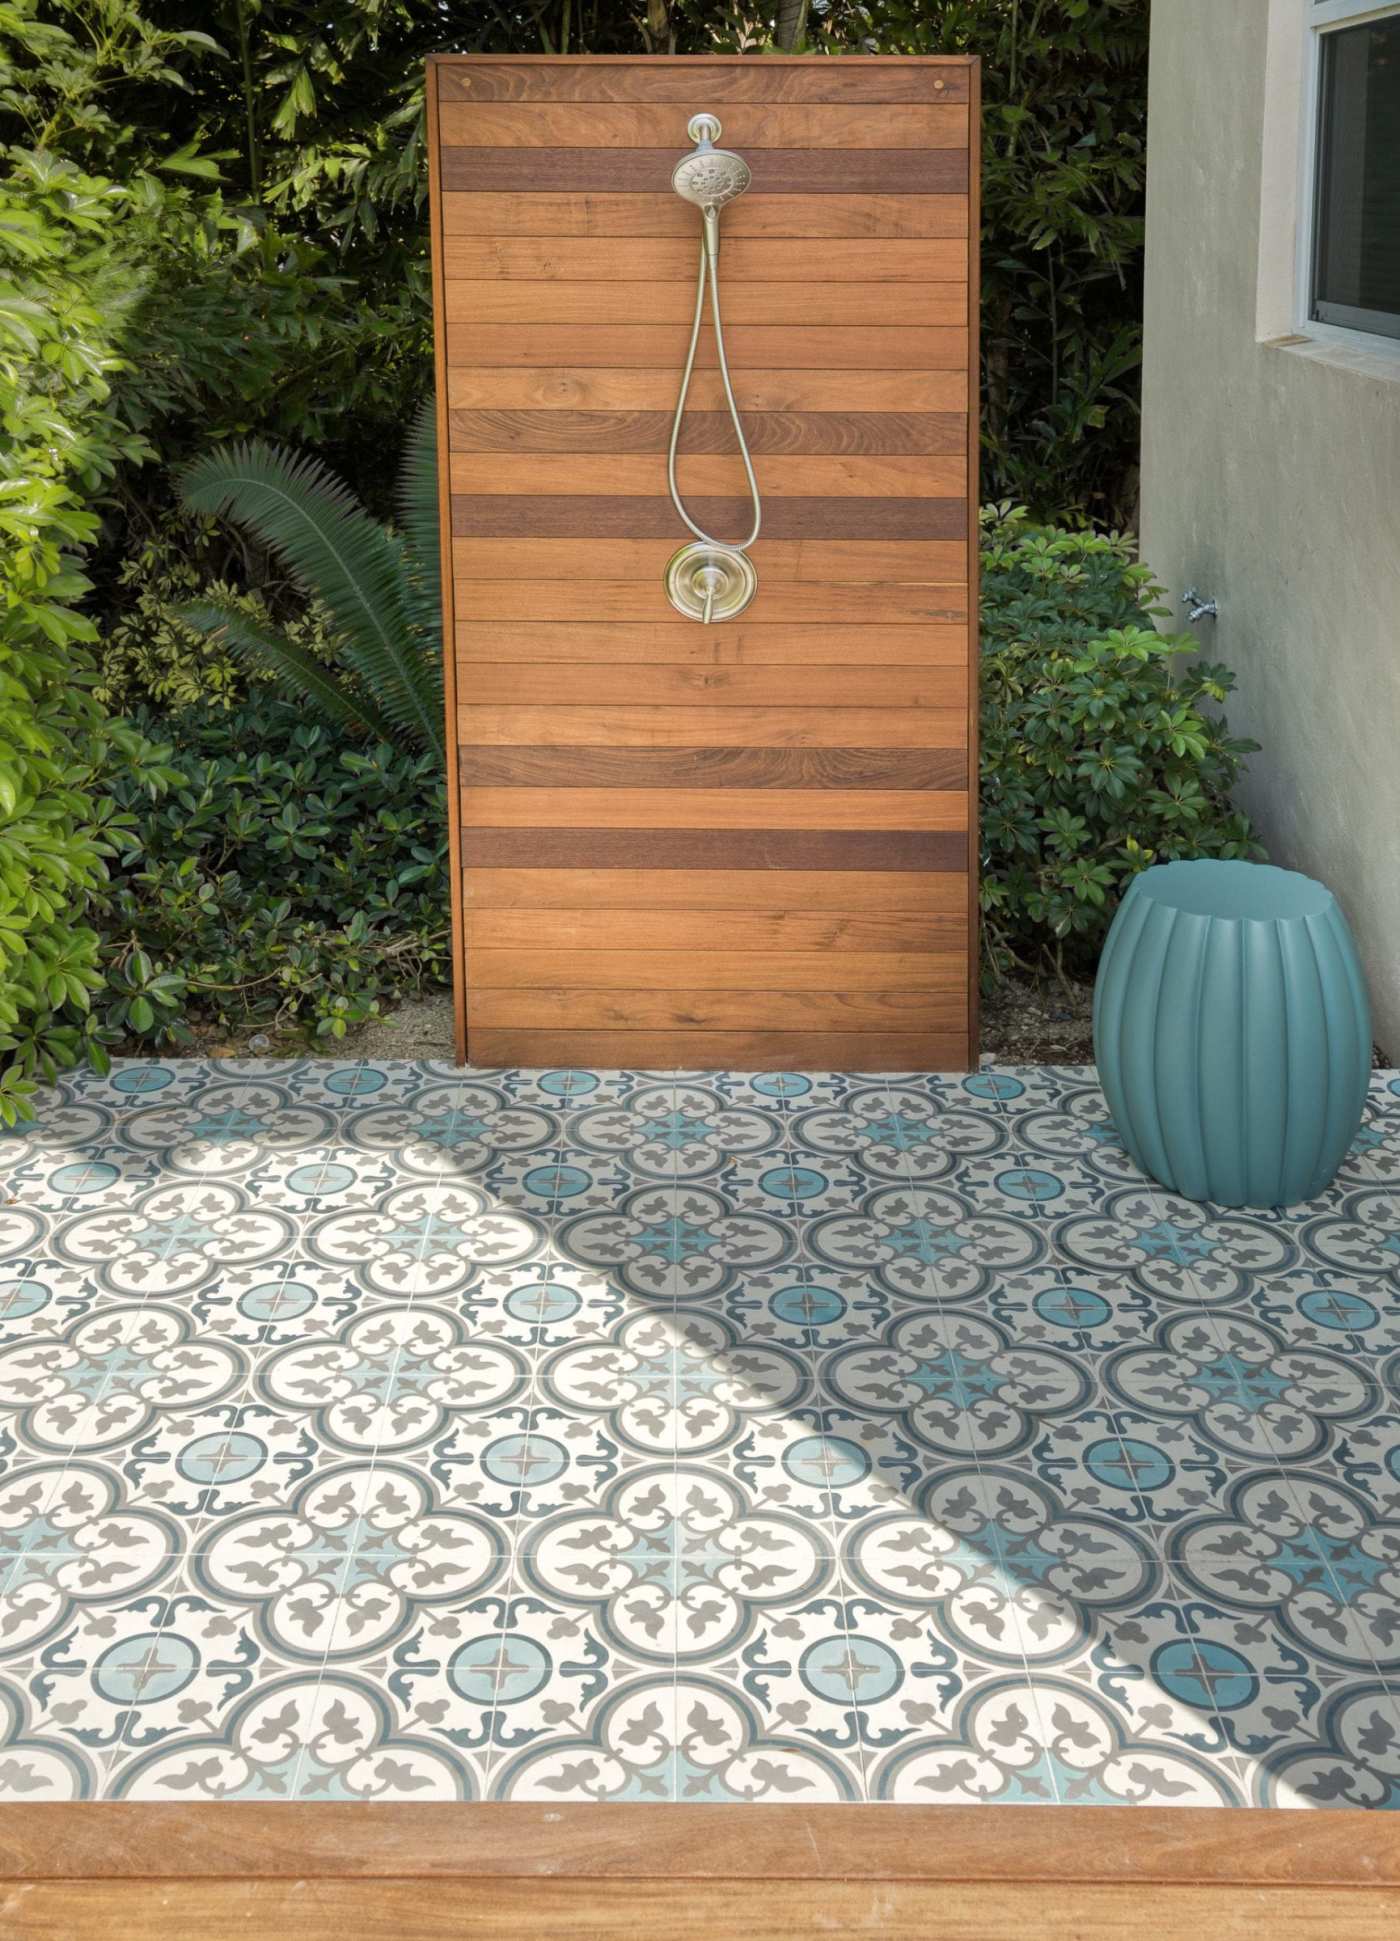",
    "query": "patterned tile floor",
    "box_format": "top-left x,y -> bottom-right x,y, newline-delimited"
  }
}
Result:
1,1057 -> 1399,1808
